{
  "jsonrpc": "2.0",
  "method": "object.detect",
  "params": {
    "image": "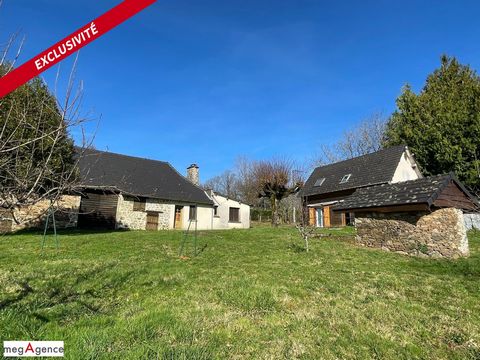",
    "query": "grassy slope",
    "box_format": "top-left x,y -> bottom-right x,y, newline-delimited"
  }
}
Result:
0,227 -> 479,359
